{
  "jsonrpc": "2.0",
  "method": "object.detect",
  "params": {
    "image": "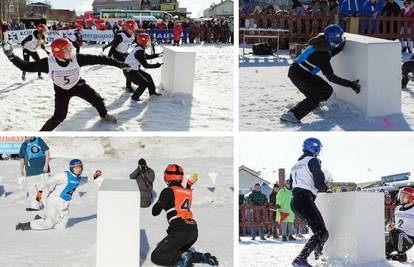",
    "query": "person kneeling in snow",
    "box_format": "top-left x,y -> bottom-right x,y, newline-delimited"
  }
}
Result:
124,33 -> 162,101
281,24 -> 361,124
151,164 -> 218,267
386,187 -> 414,262
15,159 -> 102,231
